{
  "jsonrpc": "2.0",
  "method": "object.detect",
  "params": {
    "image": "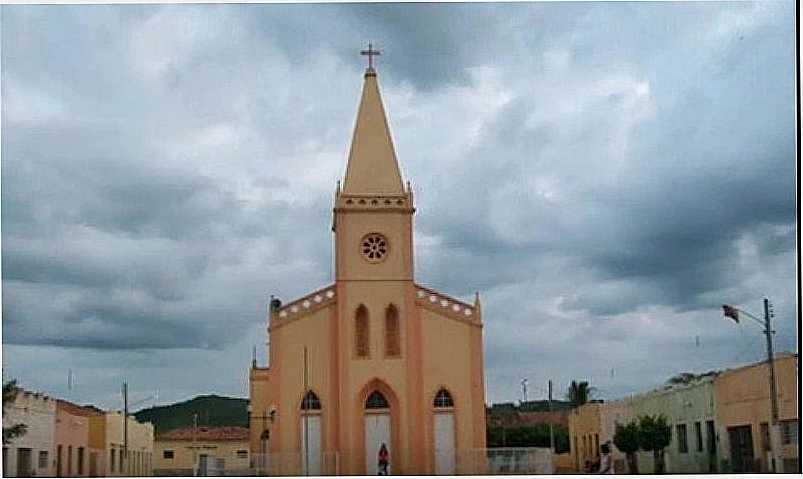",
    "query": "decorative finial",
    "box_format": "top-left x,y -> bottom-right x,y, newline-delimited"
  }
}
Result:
360,42 -> 381,74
